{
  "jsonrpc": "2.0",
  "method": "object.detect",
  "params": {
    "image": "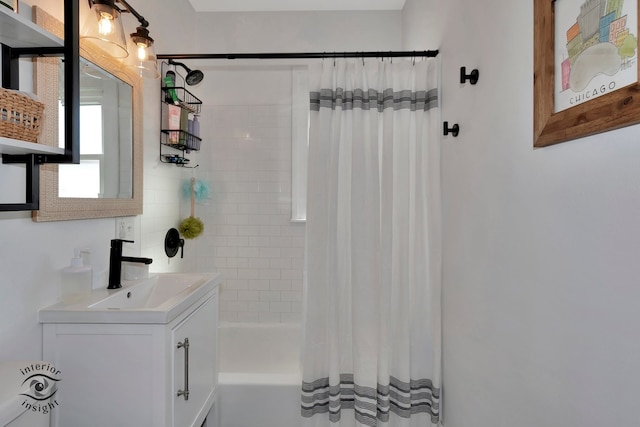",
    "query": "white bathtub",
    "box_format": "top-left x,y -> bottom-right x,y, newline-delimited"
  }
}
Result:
217,323 -> 302,427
